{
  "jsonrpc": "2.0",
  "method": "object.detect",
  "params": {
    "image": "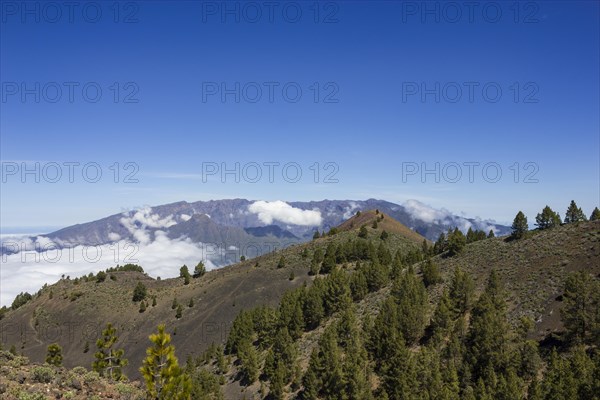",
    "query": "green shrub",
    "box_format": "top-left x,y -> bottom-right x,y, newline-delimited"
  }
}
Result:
69,291 -> 84,302
83,371 -> 101,384
17,392 -> 46,400
71,366 -> 88,376
32,365 -> 55,383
